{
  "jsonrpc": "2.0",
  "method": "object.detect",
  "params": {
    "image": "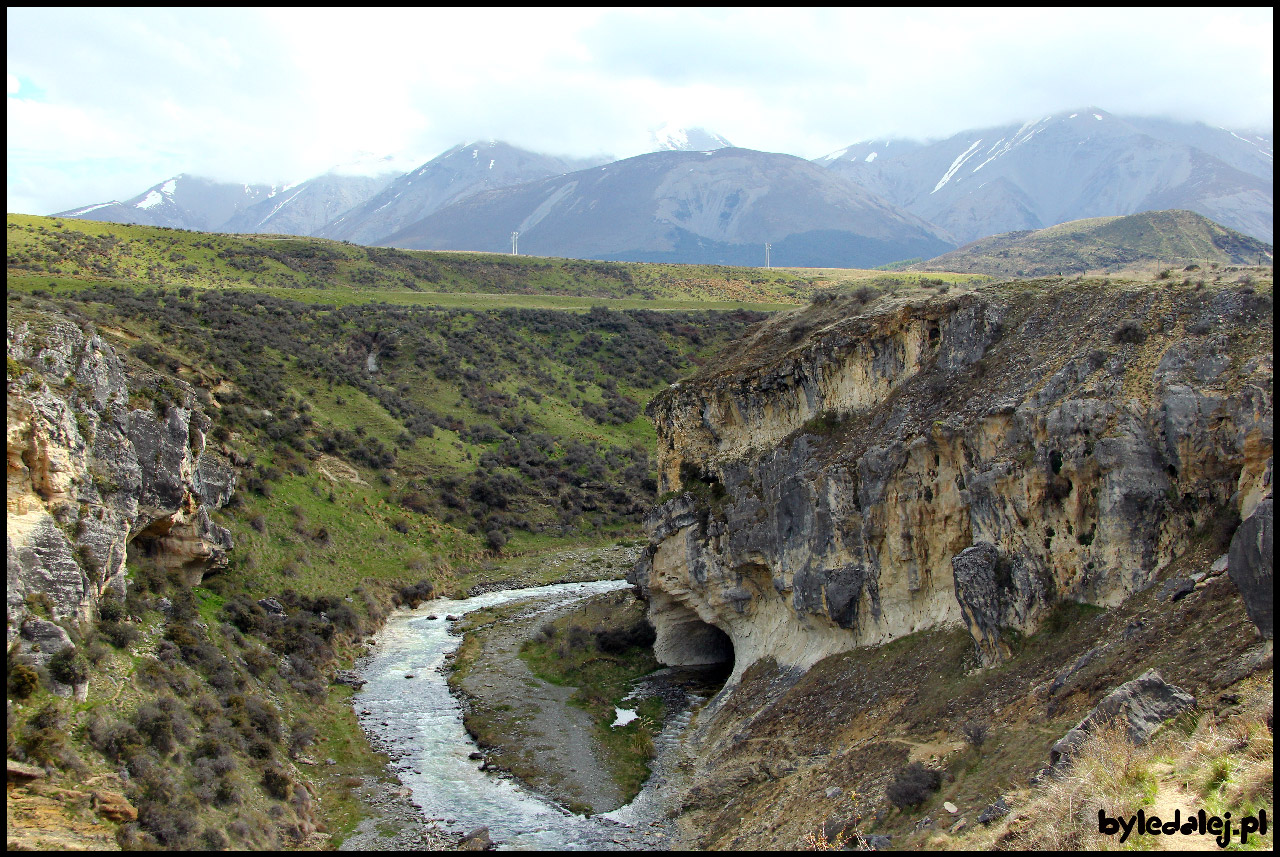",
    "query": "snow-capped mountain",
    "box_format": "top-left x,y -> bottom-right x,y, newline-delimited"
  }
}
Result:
650,125 -> 733,152
55,175 -> 276,231
50,109 -> 1272,260
221,170 -> 399,237
381,147 -> 954,267
315,140 -> 605,246
816,108 -> 1273,243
